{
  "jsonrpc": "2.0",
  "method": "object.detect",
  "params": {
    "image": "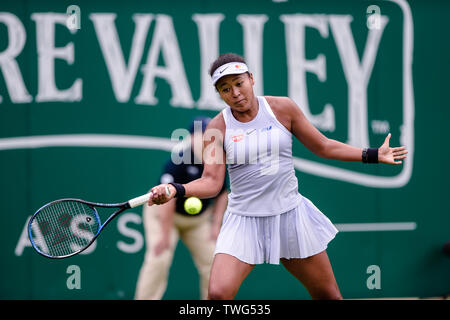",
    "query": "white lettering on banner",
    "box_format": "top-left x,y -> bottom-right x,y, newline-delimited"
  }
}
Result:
14,213 -> 416,256
70,214 -> 97,254
32,13 -> 82,102
14,216 -> 32,256
135,14 -> 194,108
15,213 -> 144,257
116,213 -> 144,253
193,14 -> 226,110
329,14 -> 389,147
0,0 -> 415,189
0,13 -> 32,104
371,120 -> 390,134
237,14 -> 268,97
281,14 -> 335,132
193,13 -> 268,110
90,14 -> 153,103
